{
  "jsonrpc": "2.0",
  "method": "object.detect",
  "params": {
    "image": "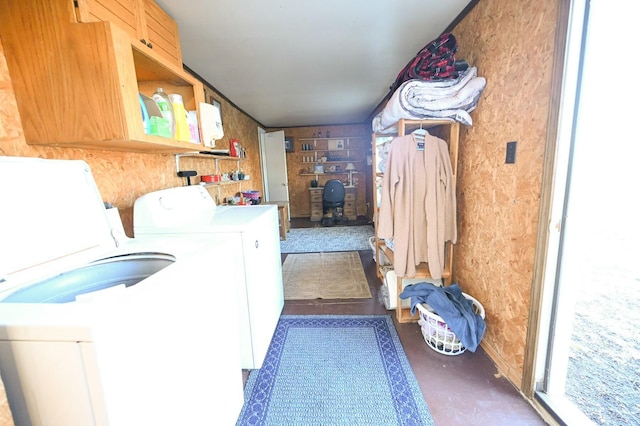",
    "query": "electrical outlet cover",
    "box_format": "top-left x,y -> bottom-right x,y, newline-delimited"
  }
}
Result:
506,141 -> 517,164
